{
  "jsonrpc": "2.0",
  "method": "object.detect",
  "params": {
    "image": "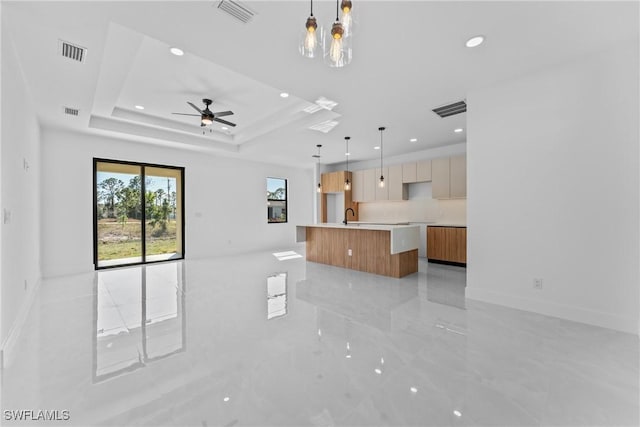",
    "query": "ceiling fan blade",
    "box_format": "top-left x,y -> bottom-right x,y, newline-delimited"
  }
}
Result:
212,110 -> 234,117
213,117 -> 236,127
187,102 -> 203,114
172,113 -> 200,116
